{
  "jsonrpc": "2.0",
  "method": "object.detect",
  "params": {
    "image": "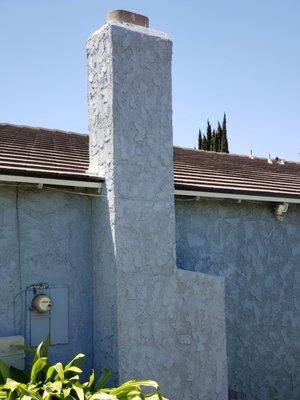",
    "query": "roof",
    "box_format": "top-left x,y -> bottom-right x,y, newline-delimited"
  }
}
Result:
0,123 -> 100,182
0,123 -> 299,200
174,147 -> 300,199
